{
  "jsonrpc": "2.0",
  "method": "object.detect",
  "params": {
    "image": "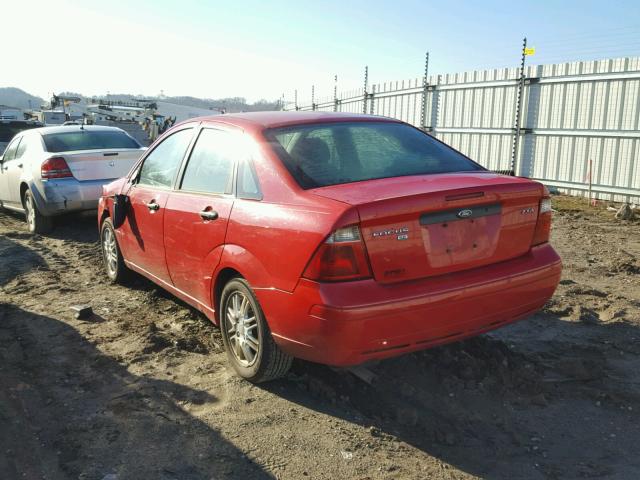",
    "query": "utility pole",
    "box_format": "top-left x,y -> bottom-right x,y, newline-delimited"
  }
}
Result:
511,37 -> 528,176
311,85 -> 316,111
